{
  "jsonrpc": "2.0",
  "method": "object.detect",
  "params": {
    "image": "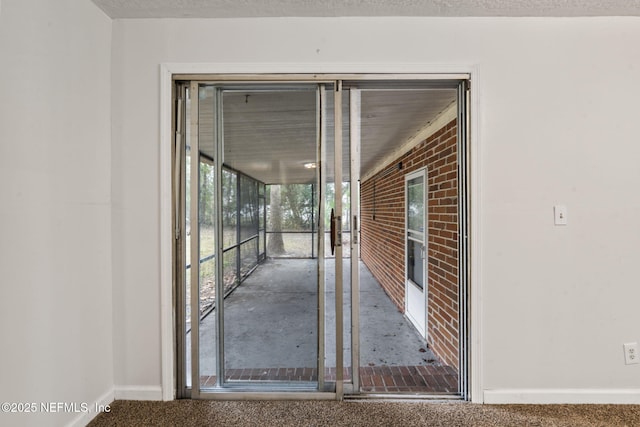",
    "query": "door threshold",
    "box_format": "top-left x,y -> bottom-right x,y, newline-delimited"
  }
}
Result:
345,393 -> 462,402
196,391 -> 337,400
201,382 -> 319,393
